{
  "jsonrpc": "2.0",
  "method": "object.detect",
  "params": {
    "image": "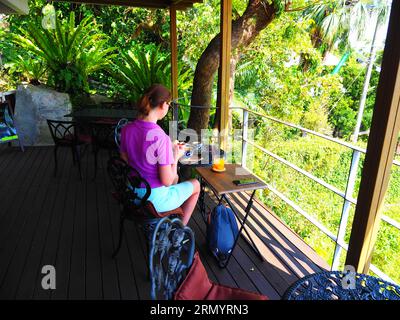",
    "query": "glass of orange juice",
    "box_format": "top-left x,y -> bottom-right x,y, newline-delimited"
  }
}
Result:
212,156 -> 225,171
211,144 -> 225,170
